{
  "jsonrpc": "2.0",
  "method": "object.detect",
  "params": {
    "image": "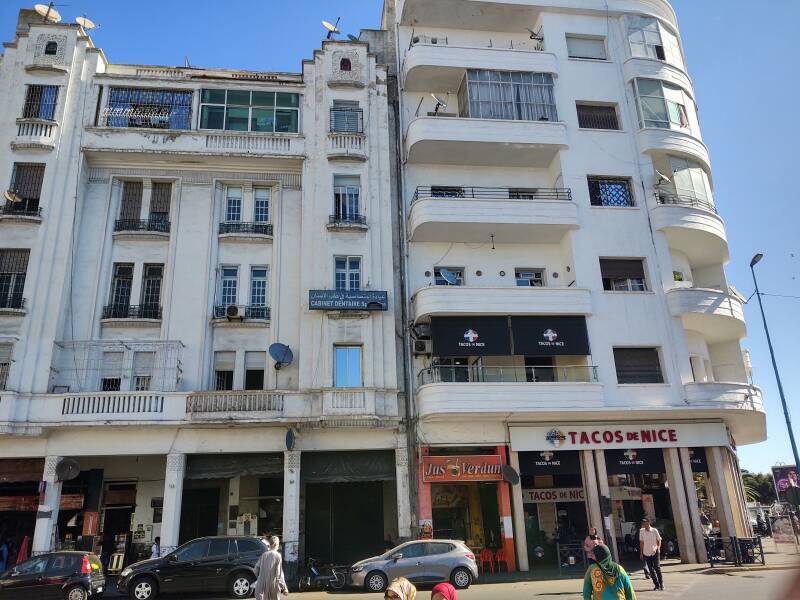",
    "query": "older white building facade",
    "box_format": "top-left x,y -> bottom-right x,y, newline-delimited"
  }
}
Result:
0,8 -> 406,571
384,0 -> 765,569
